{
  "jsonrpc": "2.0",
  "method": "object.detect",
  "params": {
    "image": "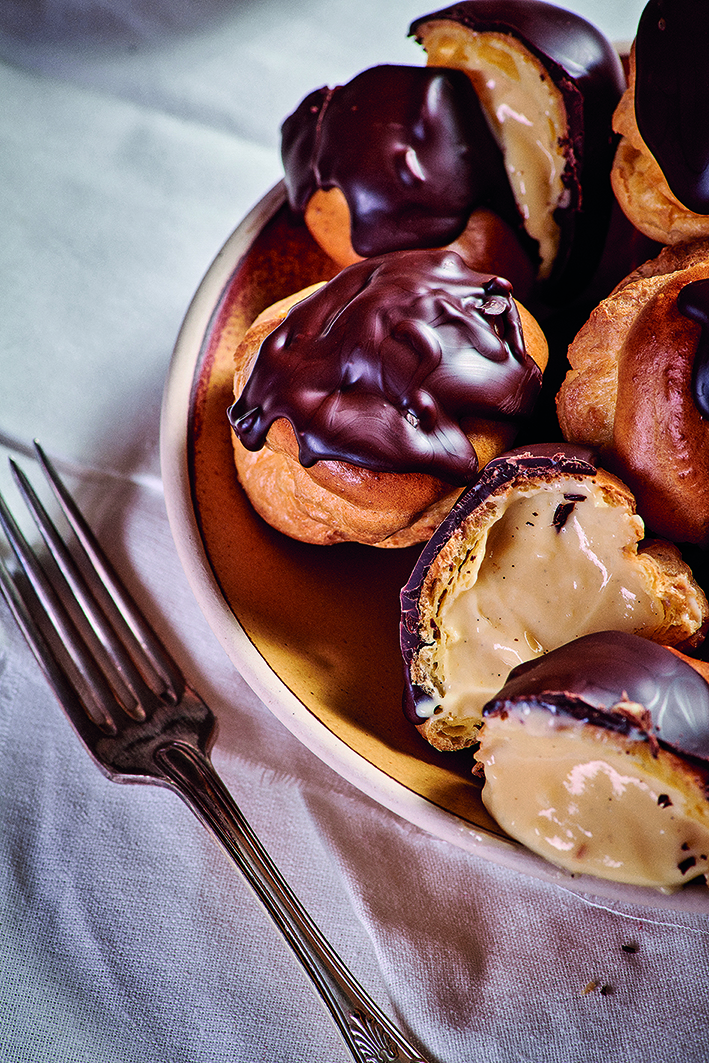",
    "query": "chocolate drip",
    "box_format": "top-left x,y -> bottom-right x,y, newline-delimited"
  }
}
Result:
281,64 -> 518,256
635,0 -> 709,214
677,278 -> 709,419
228,249 -> 542,486
483,631 -> 709,763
